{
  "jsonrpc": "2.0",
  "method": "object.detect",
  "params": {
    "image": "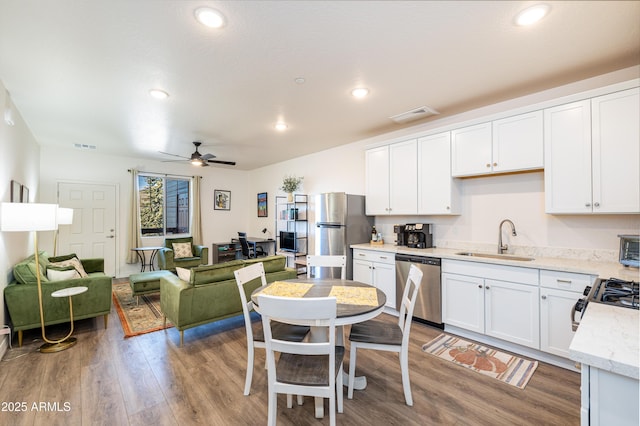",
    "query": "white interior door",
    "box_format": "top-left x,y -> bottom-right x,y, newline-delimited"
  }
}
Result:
57,182 -> 117,277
